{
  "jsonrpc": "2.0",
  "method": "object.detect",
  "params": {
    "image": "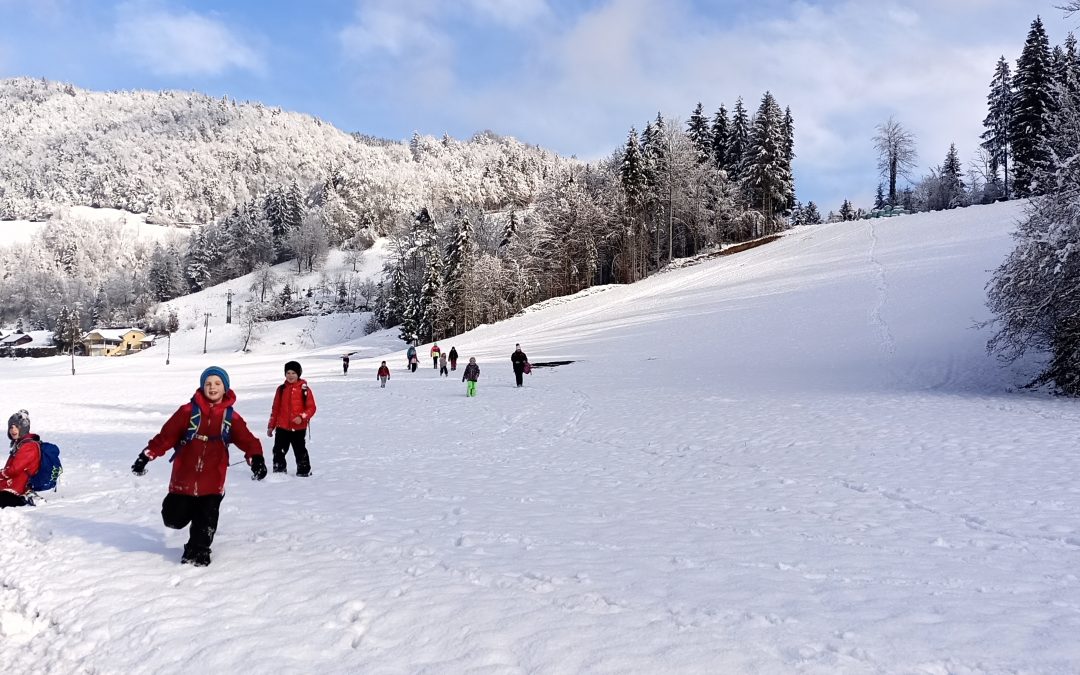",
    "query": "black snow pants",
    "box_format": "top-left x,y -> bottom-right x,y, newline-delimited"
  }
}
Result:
162,493 -> 224,556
